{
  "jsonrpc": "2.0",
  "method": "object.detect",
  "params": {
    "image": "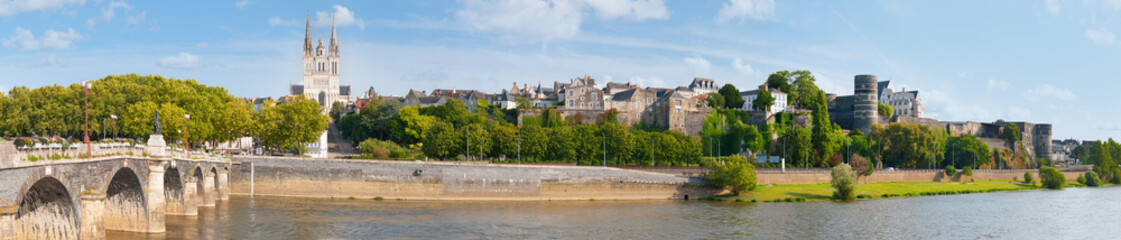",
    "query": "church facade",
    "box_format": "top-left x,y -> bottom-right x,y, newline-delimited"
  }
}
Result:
288,16 -> 350,158
290,16 -> 351,111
